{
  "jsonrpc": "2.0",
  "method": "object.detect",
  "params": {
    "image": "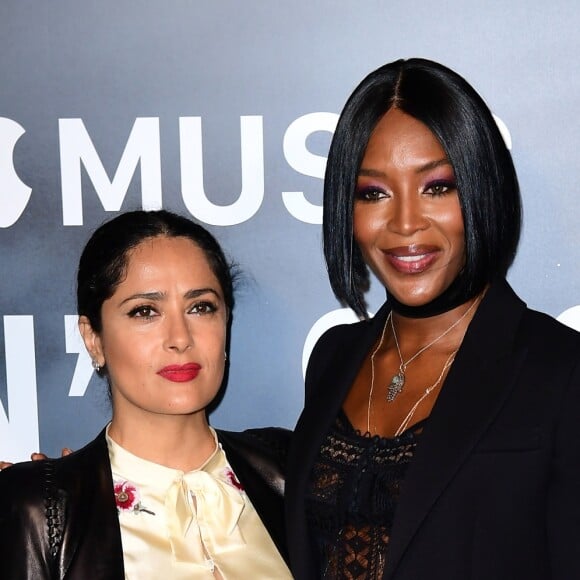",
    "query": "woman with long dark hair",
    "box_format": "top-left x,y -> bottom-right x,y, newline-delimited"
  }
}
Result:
0,210 -> 291,579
